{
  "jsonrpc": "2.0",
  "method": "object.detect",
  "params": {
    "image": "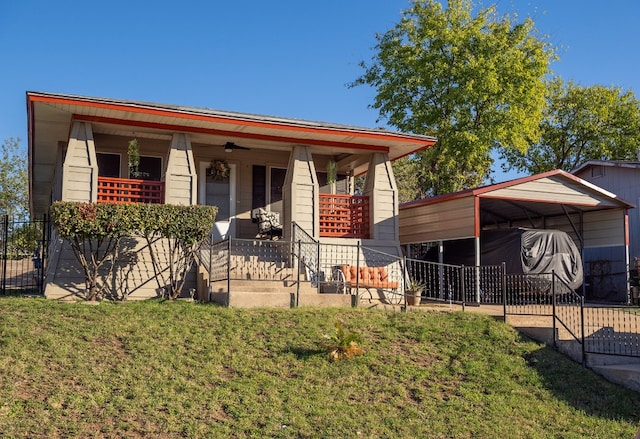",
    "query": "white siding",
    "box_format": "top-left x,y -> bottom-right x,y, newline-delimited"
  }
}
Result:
363,153 -> 398,241
61,122 -> 98,203
283,146 -> 318,238
576,165 -> 639,258
165,133 -> 197,205
583,209 -> 626,248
